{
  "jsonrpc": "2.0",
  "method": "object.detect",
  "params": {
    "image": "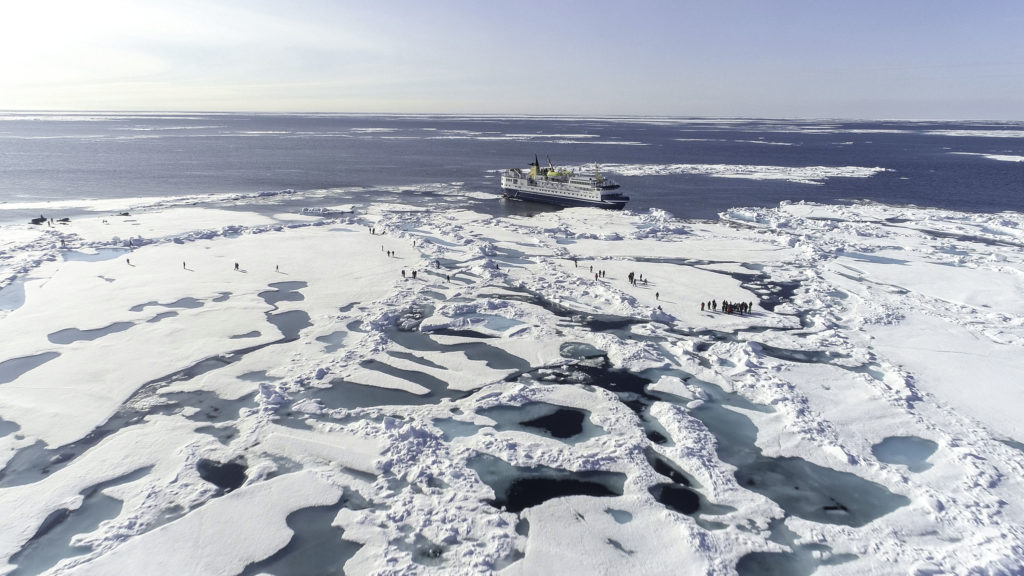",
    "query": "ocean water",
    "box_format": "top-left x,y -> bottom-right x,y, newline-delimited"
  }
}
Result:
1,112 -> 1022,221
